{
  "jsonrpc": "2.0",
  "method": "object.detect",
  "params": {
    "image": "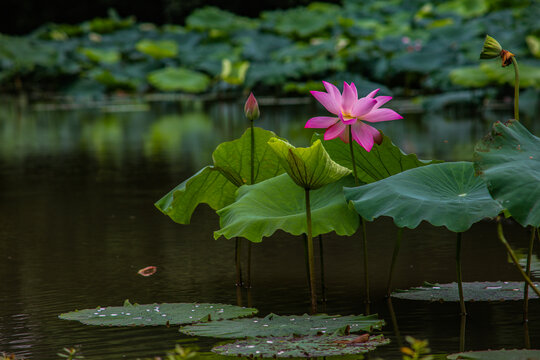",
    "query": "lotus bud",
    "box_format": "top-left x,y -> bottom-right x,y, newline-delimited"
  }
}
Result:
480,35 -> 502,59
244,92 -> 260,121
480,34 -> 515,67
